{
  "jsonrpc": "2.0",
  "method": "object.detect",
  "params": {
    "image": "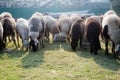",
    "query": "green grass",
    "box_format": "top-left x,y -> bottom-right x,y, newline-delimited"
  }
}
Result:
0,40 -> 120,80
